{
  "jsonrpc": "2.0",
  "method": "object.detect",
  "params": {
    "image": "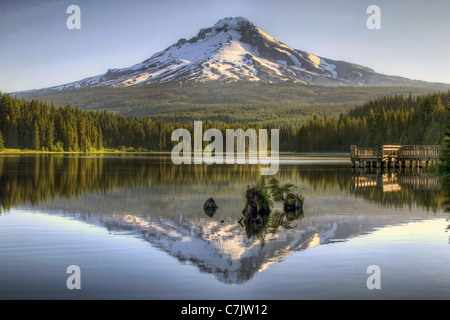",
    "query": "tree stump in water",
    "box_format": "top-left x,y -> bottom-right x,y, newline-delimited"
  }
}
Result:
283,193 -> 303,213
242,188 -> 270,238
